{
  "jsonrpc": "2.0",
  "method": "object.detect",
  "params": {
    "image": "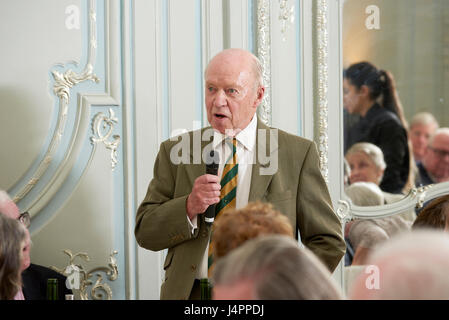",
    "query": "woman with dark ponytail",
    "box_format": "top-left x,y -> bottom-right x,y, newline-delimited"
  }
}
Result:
343,62 -> 413,194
